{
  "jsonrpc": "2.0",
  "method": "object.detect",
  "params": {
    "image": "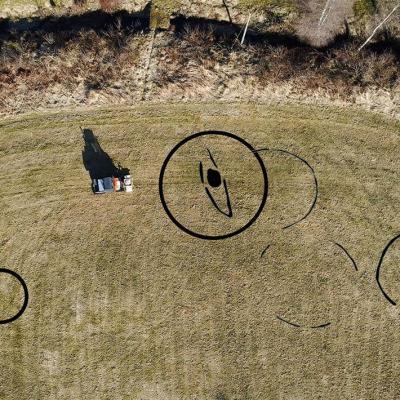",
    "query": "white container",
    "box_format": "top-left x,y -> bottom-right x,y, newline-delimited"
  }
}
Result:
124,175 -> 133,192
